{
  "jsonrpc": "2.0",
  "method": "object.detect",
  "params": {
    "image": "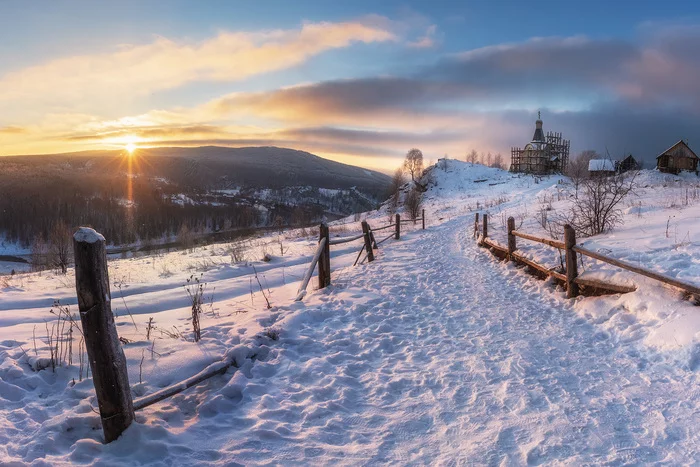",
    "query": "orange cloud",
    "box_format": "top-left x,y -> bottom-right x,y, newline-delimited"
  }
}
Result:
0,19 -> 395,106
